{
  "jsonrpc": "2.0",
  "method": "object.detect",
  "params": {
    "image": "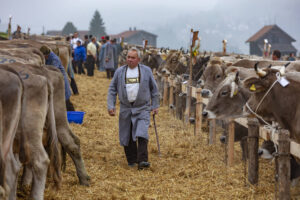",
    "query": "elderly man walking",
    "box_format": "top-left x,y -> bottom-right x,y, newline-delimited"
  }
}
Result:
107,48 -> 159,169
